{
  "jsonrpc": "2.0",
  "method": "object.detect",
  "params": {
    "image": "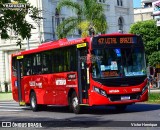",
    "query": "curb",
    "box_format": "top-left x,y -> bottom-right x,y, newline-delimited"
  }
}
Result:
149,89 -> 160,93
0,100 -> 14,102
